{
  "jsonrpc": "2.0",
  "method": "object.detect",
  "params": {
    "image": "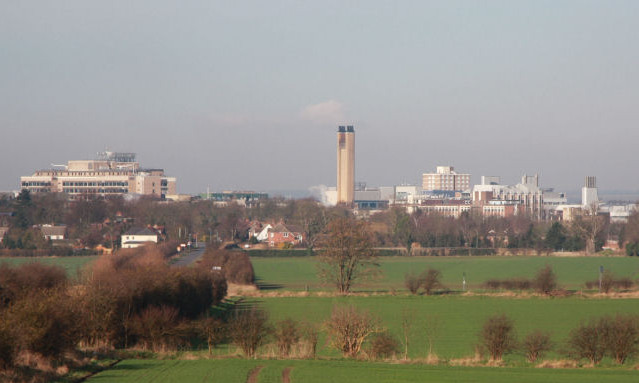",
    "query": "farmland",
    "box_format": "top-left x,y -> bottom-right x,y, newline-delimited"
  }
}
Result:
251,255 -> 639,291
88,358 -> 639,383
0,255 -> 97,276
